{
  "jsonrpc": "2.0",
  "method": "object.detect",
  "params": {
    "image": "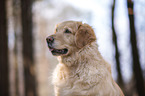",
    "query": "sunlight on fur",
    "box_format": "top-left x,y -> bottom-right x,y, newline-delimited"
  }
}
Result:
46,21 -> 124,96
